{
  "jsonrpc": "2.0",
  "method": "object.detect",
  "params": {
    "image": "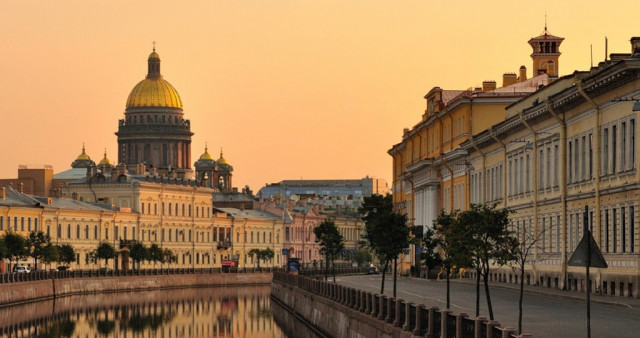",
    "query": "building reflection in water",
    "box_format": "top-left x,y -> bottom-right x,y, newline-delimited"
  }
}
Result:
0,286 -> 286,337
